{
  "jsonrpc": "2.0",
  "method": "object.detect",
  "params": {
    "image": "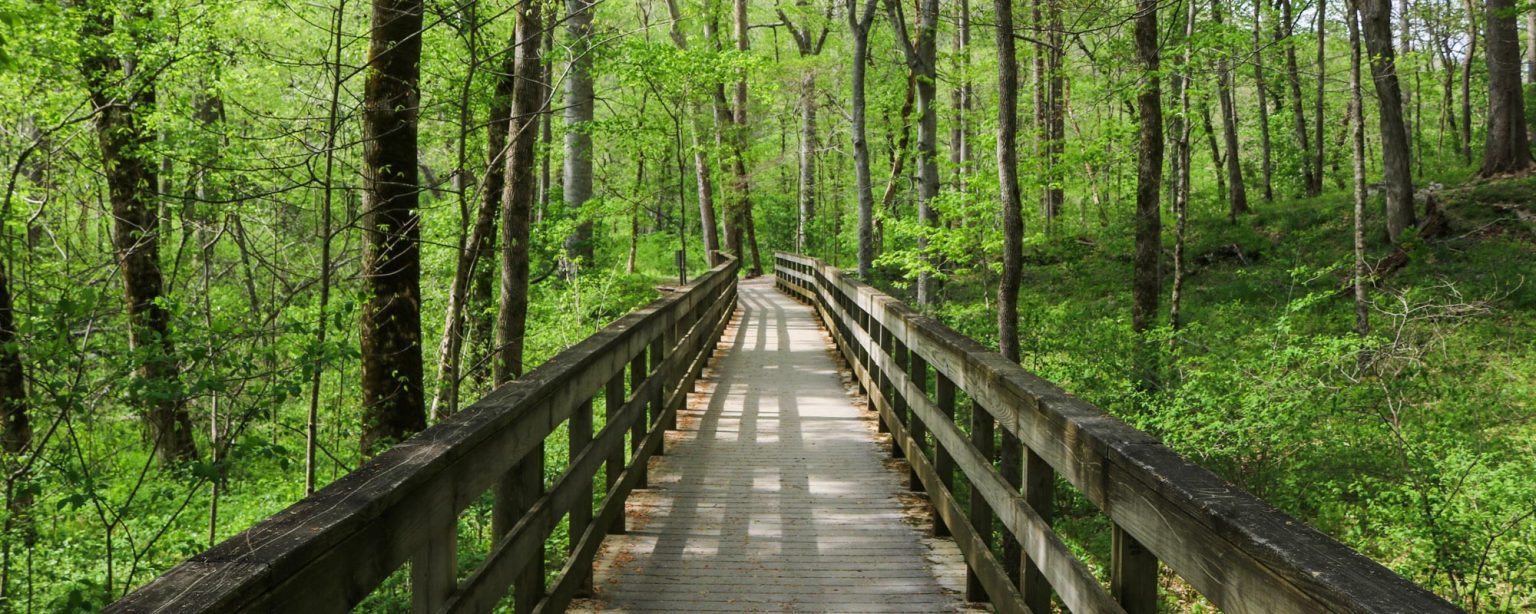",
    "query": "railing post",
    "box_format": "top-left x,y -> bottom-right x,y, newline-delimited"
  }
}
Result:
570,396 -> 594,596
411,513 -> 457,614
494,444 -> 543,614
648,333 -> 665,453
1000,430 -> 1023,588
606,373 -> 627,535
967,401 -> 996,603
630,347 -> 648,489
1022,450 -> 1055,612
933,370 -> 956,538
905,348 -> 925,492
1112,524 -> 1159,614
